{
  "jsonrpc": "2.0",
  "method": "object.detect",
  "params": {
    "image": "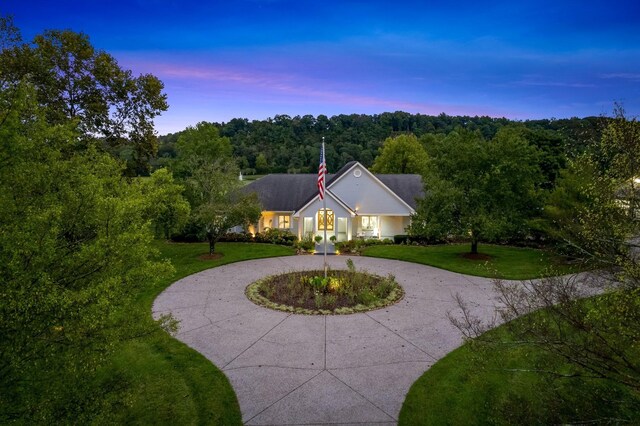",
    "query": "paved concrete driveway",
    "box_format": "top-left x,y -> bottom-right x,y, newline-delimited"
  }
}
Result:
153,256 -> 500,425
